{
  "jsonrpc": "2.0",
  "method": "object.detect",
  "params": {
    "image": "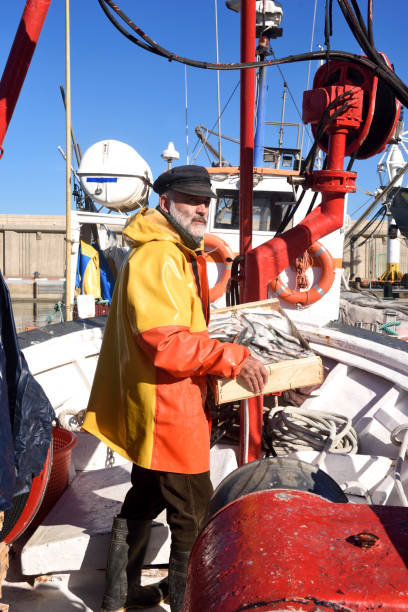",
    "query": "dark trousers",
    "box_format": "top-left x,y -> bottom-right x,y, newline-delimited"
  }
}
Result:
120,464 -> 213,550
